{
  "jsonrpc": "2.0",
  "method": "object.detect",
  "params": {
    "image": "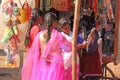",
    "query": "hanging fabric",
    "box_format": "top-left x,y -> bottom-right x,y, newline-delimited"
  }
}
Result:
93,0 -> 98,20
46,0 -> 51,10
81,0 -> 85,8
51,0 -> 59,10
88,0 -> 93,10
59,0 -> 72,11
104,0 -> 114,20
